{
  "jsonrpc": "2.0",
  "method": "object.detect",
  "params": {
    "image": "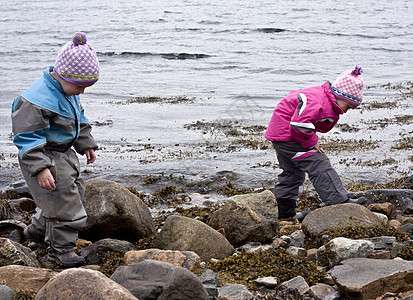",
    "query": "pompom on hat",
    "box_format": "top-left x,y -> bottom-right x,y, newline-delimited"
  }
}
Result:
331,65 -> 364,106
54,32 -> 100,84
